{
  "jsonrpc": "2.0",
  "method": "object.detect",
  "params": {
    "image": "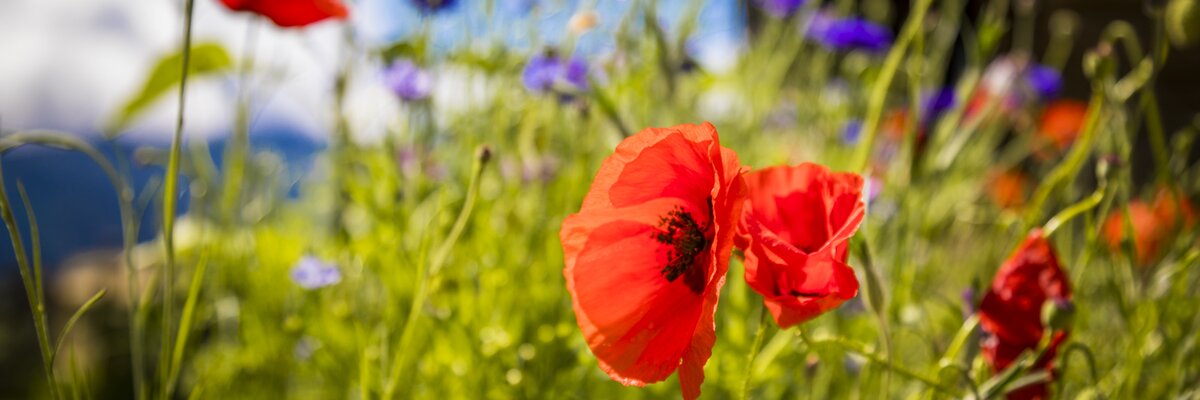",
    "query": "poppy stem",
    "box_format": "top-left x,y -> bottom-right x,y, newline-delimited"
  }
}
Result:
1058,343 -> 1100,396
1042,187 -> 1105,237
739,304 -> 772,400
